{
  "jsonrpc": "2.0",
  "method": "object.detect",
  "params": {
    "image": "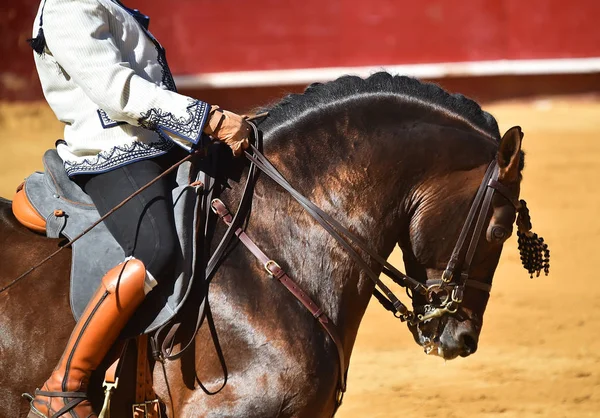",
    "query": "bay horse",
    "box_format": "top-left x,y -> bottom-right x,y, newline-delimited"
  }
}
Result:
1,73 -> 529,417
